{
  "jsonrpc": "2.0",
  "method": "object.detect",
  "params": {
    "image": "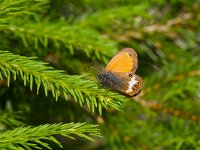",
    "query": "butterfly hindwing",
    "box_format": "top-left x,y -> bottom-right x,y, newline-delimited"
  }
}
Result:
110,72 -> 142,96
105,48 -> 138,73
